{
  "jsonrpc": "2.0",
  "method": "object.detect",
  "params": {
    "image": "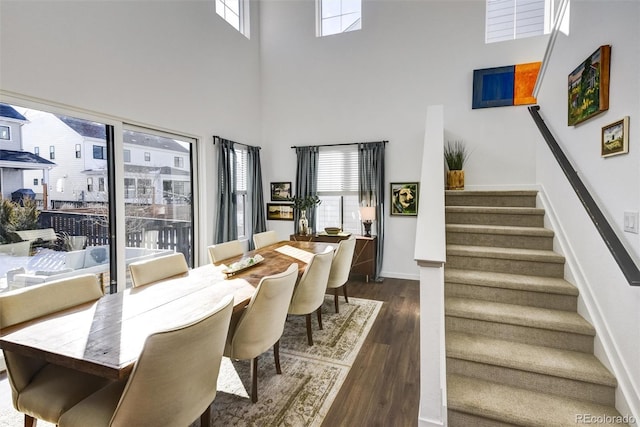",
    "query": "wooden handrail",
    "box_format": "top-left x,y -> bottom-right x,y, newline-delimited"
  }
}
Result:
529,106 -> 640,286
